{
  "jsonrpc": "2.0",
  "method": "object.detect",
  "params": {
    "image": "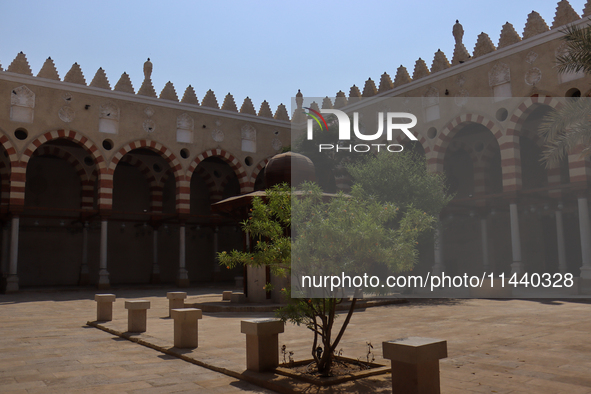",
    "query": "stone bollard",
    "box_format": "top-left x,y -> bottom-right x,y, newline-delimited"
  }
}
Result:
382,337 -> 447,394
171,308 -> 202,348
124,300 -> 151,333
222,291 -> 232,301
230,292 -> 246,303
166,292 -> 187,317
240,318 -> 284,372
94,294 -> 116,321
